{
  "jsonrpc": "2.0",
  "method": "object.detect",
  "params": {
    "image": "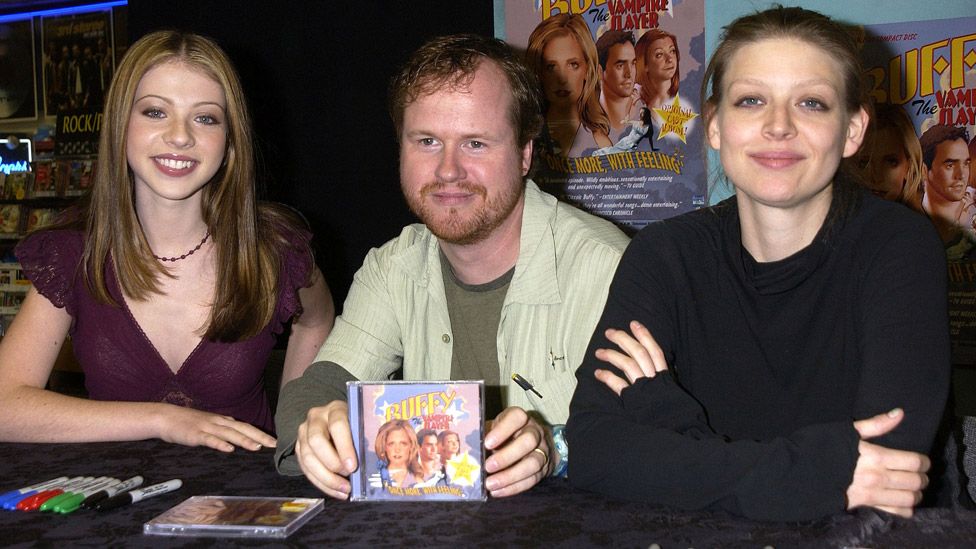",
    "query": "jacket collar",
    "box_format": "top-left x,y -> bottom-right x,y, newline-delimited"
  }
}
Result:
394,179 -> 562,305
